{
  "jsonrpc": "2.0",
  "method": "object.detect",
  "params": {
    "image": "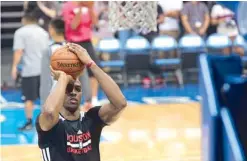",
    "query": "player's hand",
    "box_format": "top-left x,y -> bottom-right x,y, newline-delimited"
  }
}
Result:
11,67 -> 17,80
67,43 -> 93,65
50,66 -> 74,83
